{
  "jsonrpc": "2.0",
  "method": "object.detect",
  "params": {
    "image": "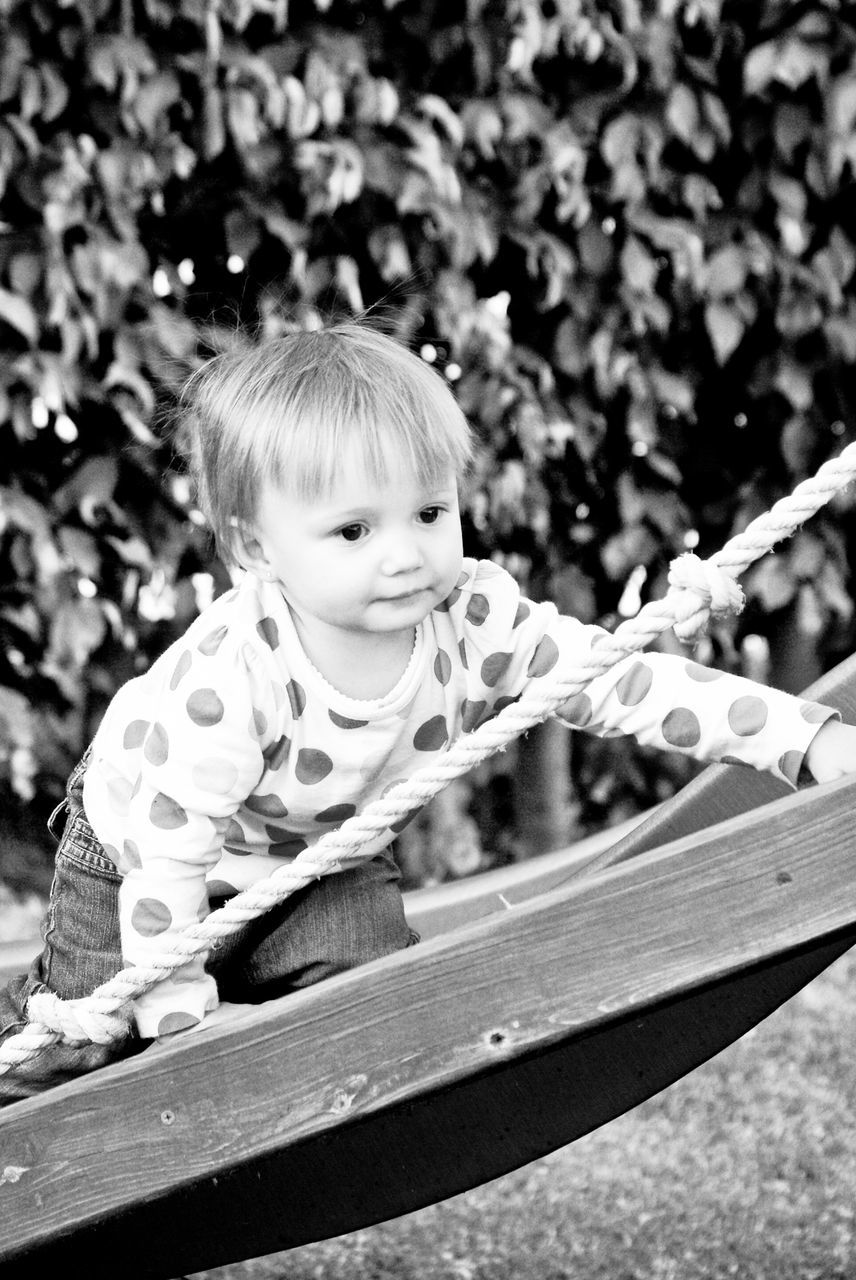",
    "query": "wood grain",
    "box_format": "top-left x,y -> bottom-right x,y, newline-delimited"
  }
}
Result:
1,771 -> 855,1276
